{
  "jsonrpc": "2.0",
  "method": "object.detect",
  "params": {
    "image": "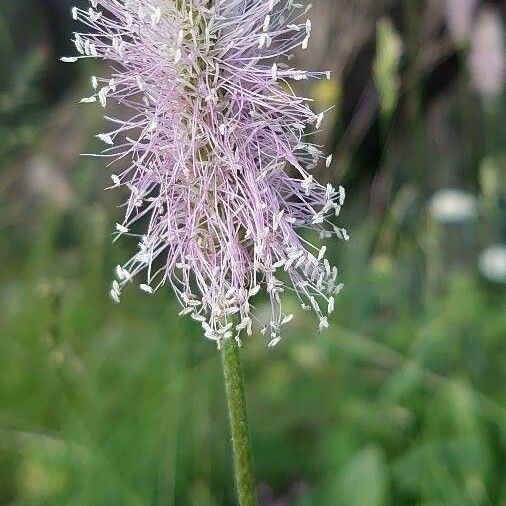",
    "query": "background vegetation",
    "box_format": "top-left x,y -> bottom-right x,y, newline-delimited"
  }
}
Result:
1,0 -> 505,504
